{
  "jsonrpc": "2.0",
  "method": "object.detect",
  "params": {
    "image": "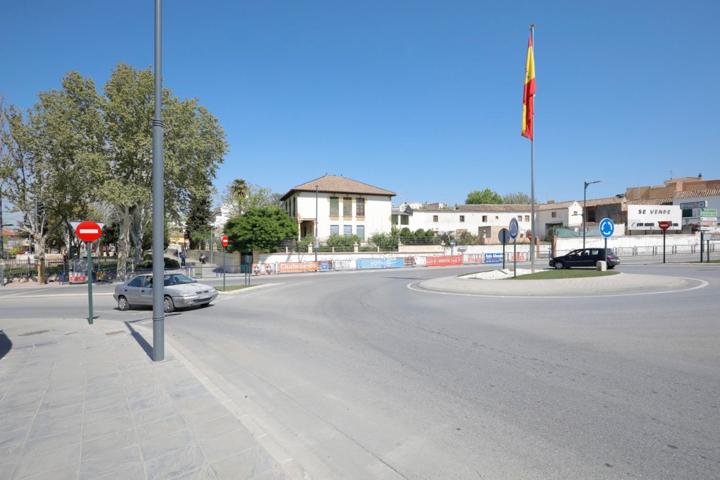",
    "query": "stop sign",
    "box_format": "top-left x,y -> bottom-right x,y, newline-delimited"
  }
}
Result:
75,221 -> 103,242
658,220 -> 672,231
221,235 -> 229,247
